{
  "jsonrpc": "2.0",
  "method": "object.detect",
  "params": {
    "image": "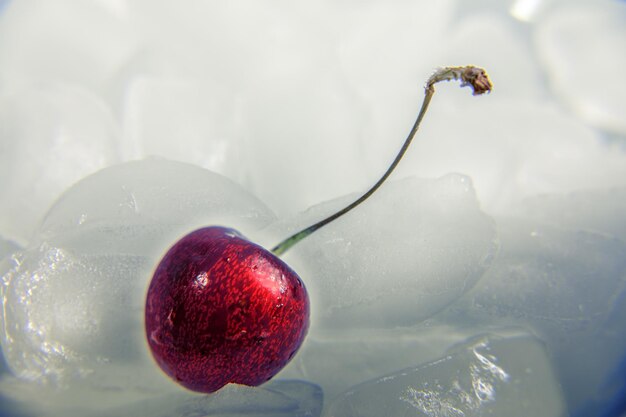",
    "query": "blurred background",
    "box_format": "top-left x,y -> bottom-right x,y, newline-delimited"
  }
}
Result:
0,0 -> 625,416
